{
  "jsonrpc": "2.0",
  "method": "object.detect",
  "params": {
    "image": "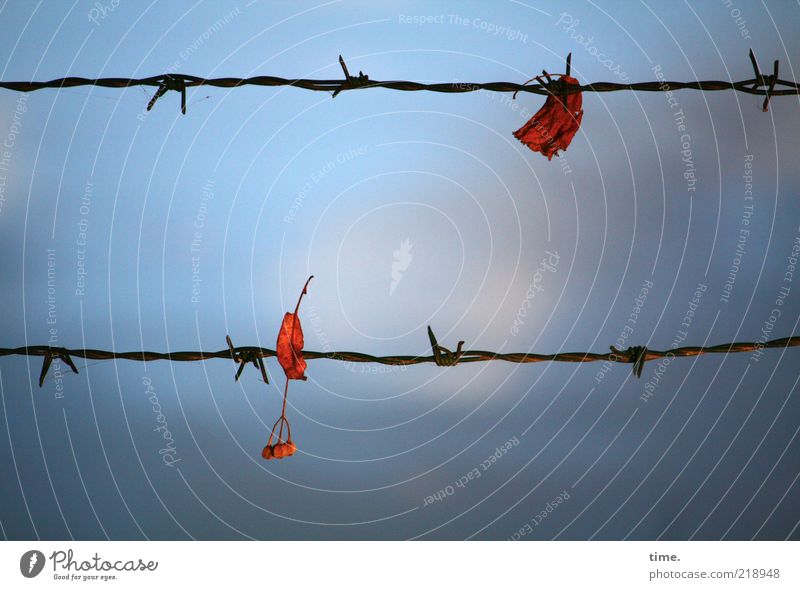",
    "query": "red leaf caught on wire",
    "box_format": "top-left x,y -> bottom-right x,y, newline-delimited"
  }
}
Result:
263,275 -> 313,461
276,313 -> 307,380
276,276 -> 313,381
513,74 -> 583,160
